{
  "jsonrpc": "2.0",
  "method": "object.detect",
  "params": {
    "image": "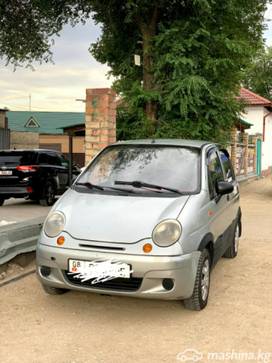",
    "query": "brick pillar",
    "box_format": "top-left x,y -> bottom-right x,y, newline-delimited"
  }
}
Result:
85,88 -> 116,164
230,127 -> 237,171
242,132 -> 249,176
0,110 -> 7,129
